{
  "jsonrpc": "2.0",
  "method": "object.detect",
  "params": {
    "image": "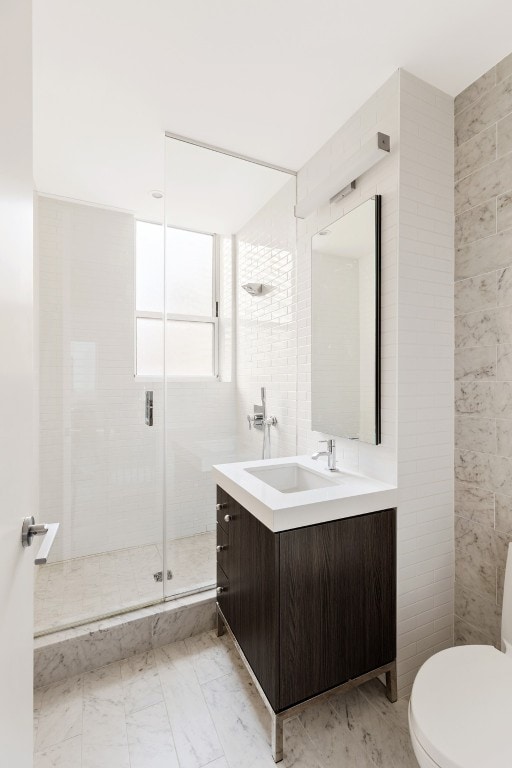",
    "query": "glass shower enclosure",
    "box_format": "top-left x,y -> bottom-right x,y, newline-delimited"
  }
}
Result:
35,134 -> 296,635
